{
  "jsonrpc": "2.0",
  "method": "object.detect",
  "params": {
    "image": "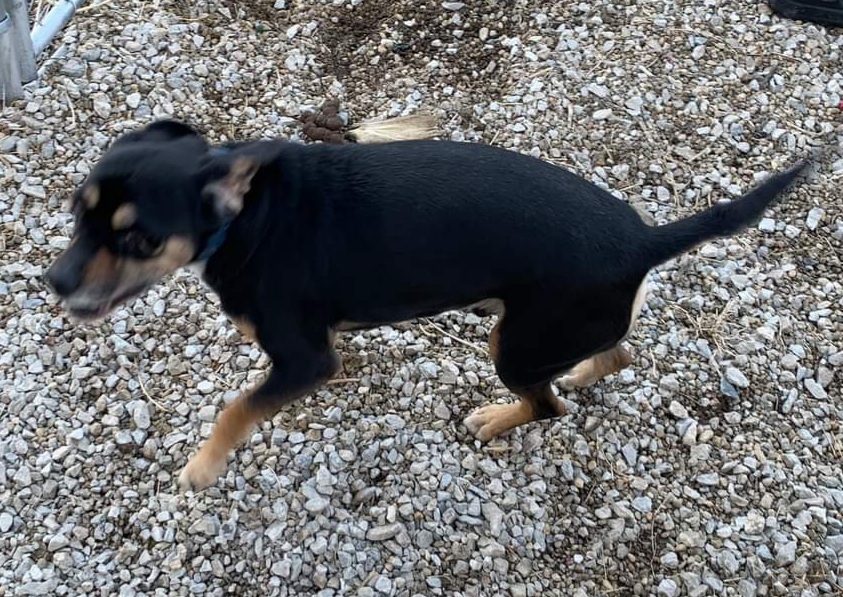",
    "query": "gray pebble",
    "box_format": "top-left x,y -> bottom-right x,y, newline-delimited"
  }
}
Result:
366,523 -> 402,541
188,516 -> 219,536
198,405 -> 216,422
825,535 -> 843,554
416,529 -> 434,548
681,420 -> 699,446
621,443 -> 638,466
305,497 -> 330,514
717,550 -> 739,575
418,362 -> 439,379
197,380 -> 215,394
668,400 -> 688,419
433,402 -> 451,420
725,367 -> 749,389
47,534 -> 69,551
16,580 -> 59,596
758,218 -> 776,232
482,501 -> 504,535
126,92 -> 142,109
804,379 -> 827,399
133,402 -> 151,430
720,377 -> 740,400
775,541 -> 797,566
738,579 -> 758,597
0,512 -> 13,532
265,522 -> 285,543
805,207 -> 823,230
697,473 -> 719,486
744,510 -> 765,534
162,432 -> 187,449
632,496 -> 652,513
310,536 -> 328,555
657,578 -> 679,597
678,531 -> 705,548
583,415 -> 602,432
13,465 -> 32,487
